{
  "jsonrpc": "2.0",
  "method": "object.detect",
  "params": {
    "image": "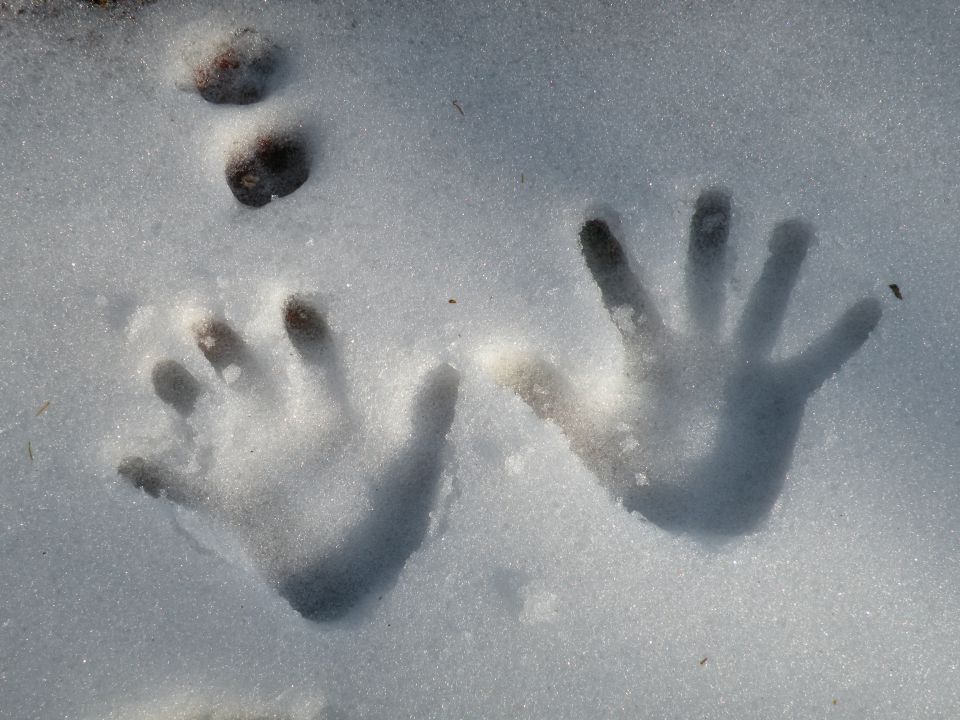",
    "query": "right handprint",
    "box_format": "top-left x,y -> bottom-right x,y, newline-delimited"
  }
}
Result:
493,189 -> 881,536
